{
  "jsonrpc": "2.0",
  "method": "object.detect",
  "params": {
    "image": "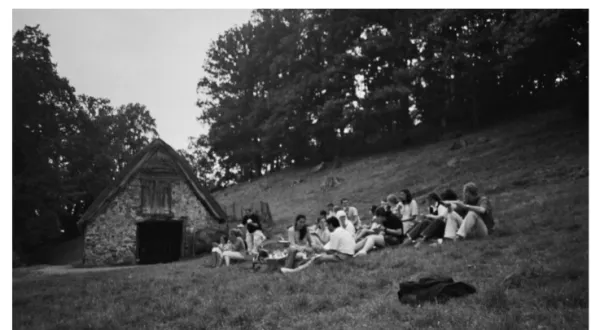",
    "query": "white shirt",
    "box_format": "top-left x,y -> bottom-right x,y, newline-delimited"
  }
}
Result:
436,204 -> 449,217
401,200 -> 419,220
328,227 -> 355,256
343,219 -> 356,237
